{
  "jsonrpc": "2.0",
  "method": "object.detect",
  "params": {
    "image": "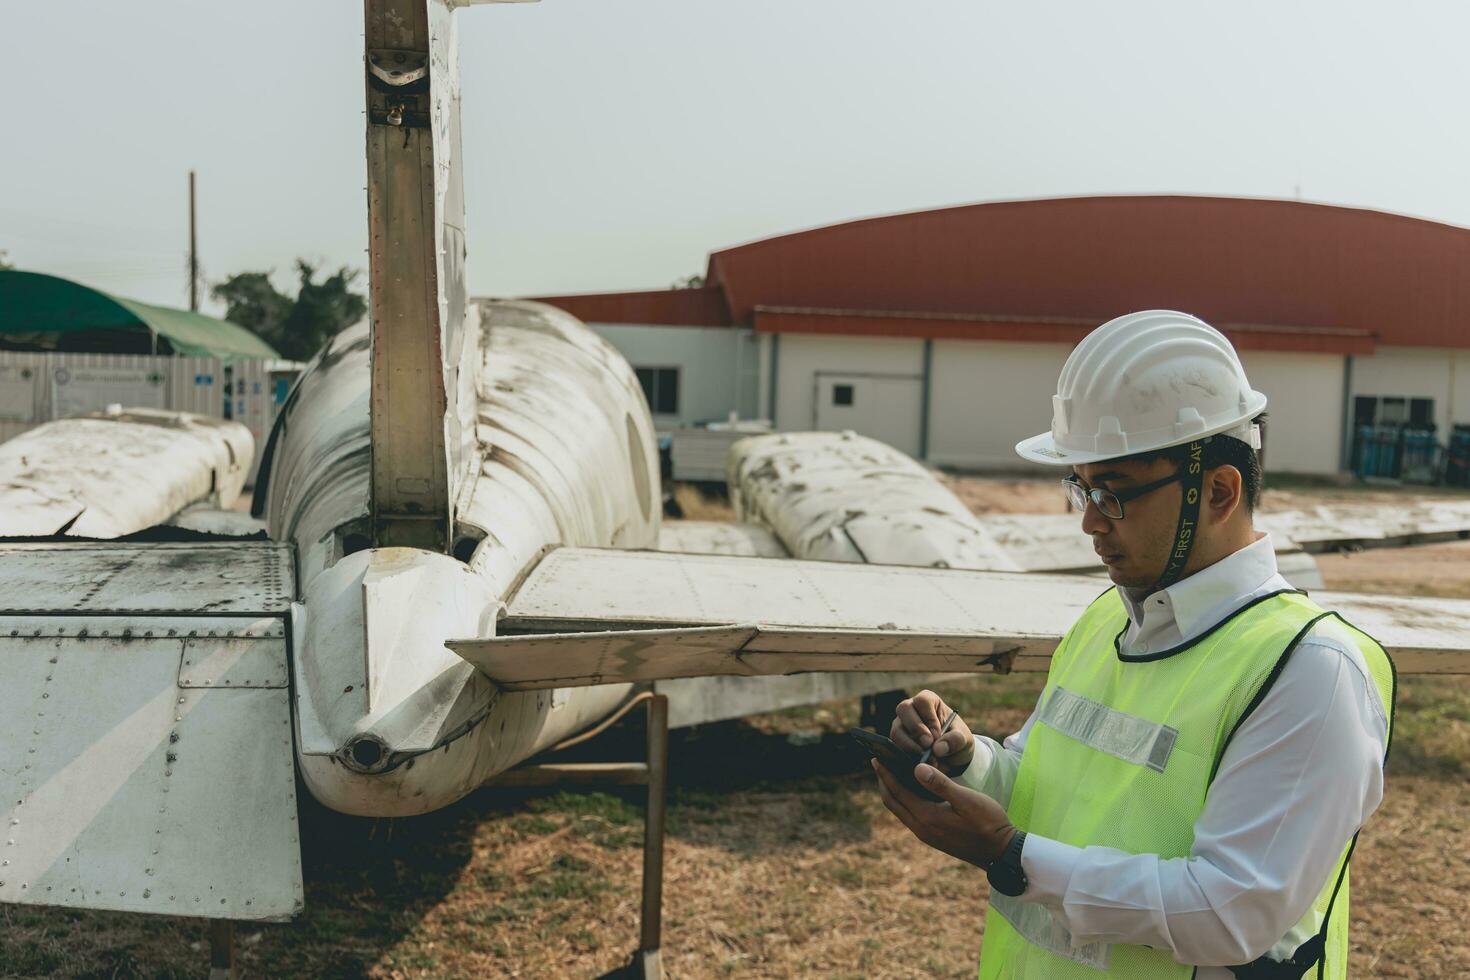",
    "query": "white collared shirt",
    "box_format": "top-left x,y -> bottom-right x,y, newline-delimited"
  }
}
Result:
958,533 -> 1390,973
